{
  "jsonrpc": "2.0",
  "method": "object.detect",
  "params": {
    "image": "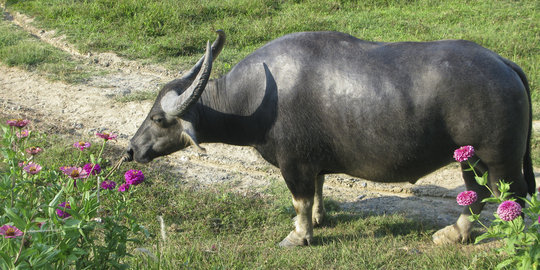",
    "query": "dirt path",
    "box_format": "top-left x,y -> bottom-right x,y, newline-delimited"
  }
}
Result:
1,9 -> 538,230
